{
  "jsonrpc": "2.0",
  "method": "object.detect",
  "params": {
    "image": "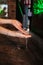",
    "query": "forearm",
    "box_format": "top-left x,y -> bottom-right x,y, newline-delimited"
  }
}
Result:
0,18 -> 23,32
0,26 -> 24,38
0,26 -> 16,37
0,18 -> 12,24
0,26 -> 31,38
